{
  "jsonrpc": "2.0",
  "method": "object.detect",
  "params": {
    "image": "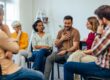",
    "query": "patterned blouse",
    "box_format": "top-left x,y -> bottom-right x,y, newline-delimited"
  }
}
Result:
32,32 -> 52,51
